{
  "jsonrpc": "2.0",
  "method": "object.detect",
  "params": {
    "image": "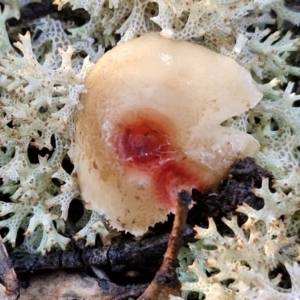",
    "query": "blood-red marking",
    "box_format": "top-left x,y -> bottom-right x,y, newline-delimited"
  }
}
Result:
116,114 -> 174,169
114,111 -> 203,207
